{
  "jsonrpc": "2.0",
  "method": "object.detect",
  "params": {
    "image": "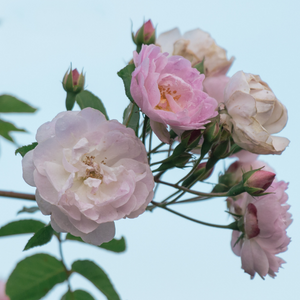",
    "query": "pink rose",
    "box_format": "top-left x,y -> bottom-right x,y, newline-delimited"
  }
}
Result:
202,75 -> 230,104
22,108 -> 154,245
0,281 -> 9,300
228,181 -> 292,278
130,44 -> 218,143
